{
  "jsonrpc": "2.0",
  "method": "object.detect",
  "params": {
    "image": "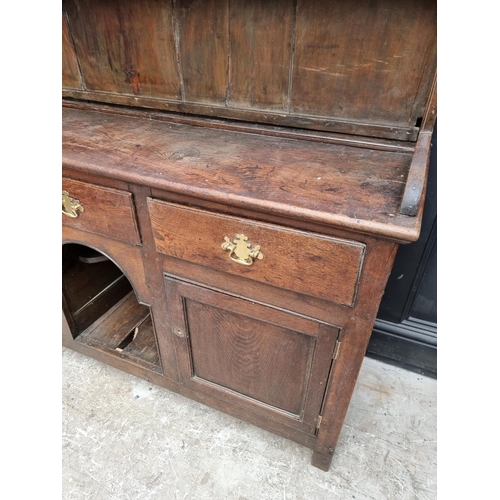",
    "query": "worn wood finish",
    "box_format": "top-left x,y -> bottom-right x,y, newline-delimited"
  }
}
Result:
229,0 -> 293,110
312,238 -> 398,470
62,0 -> 435,141
149,199 -> 365,306
128,184 -> 180,382
176,0 -> 228,104
63,164 -> 132,192
62,88 -> 419,141
62,107 -> 421,242
62,257 -> 124,315
64,0 -> 181,98
186,299 -> 314,414
63,99 -> 416,153
292,0 -> 436,128
62,0 -> 436,472
70,288 -> 162,373
79,292 -> 150,349
165,277 -> 339,435
62,226 -> 150,305
421,72 -> 438,134
399,132 -> 432,216
149,186 -> 381,245
63,256 -> 132,334
62,13 -> 82,89
121,315 -> 161,367
62,178 -> 141,245
161,256 -> 349,326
